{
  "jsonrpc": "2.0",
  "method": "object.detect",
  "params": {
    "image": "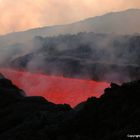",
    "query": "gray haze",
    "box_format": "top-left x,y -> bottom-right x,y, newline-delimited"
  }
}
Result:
0,9 -> 140,83
0,9 -> 140,65
9,32 -> 140,83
